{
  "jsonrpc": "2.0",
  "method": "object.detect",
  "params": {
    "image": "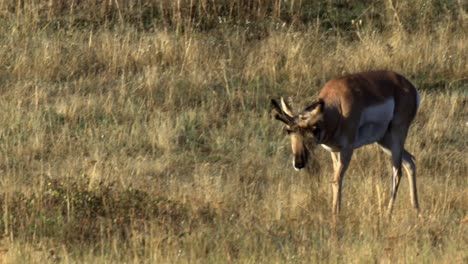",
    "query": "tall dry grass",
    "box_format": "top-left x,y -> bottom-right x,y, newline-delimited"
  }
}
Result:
0,0 -> 466,263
